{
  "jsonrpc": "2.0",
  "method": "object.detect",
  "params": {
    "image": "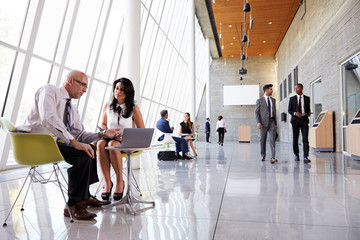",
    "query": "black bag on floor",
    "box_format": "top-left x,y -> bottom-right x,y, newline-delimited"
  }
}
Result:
158,151 -> 177,161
